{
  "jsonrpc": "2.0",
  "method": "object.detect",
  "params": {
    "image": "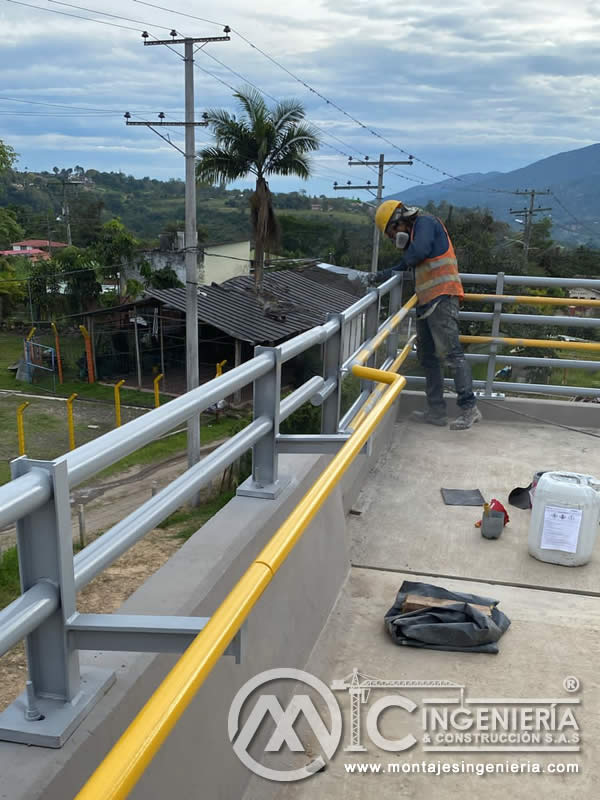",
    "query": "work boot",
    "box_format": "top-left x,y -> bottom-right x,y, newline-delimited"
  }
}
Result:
450,406 -> 482,430
410,410 -> 448,427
